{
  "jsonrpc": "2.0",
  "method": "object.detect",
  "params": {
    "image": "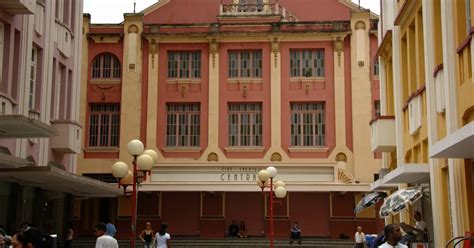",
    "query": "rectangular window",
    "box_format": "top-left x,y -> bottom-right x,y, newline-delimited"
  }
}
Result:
167,51 -> 201,79
29,47 -> 37,109
374,58 -> 379,76
166,104 -> 200,147
290,49 -> 325,77
375,100 -> 381,117
228,50 -> 262,78
88,104 -> 120,147
228,103 -> 262,146
290,103 -> 325,146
